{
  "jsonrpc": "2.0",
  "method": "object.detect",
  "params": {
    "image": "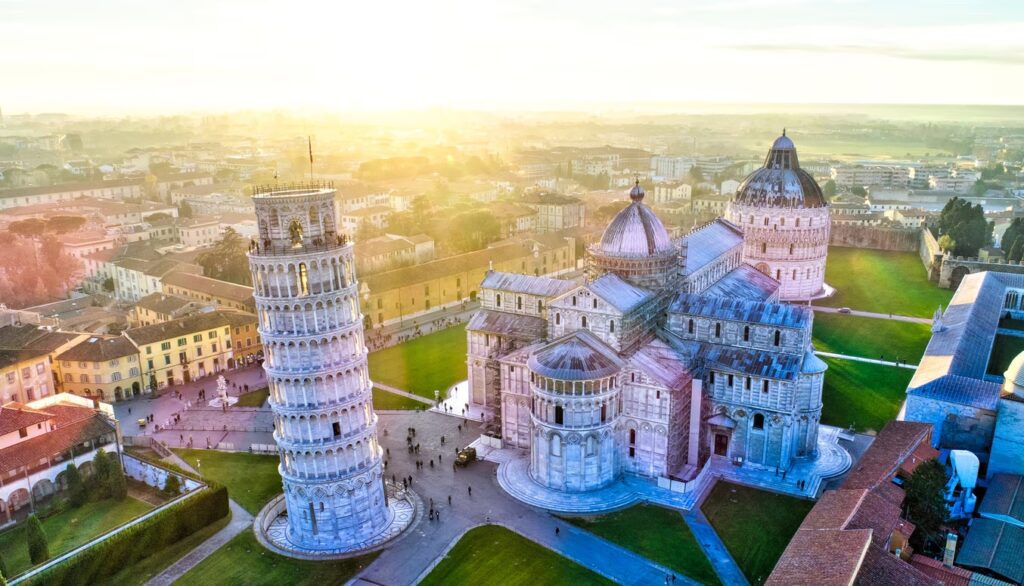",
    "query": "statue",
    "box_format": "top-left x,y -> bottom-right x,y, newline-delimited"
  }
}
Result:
207,373 -> 238,408
289,219 -> 303,246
